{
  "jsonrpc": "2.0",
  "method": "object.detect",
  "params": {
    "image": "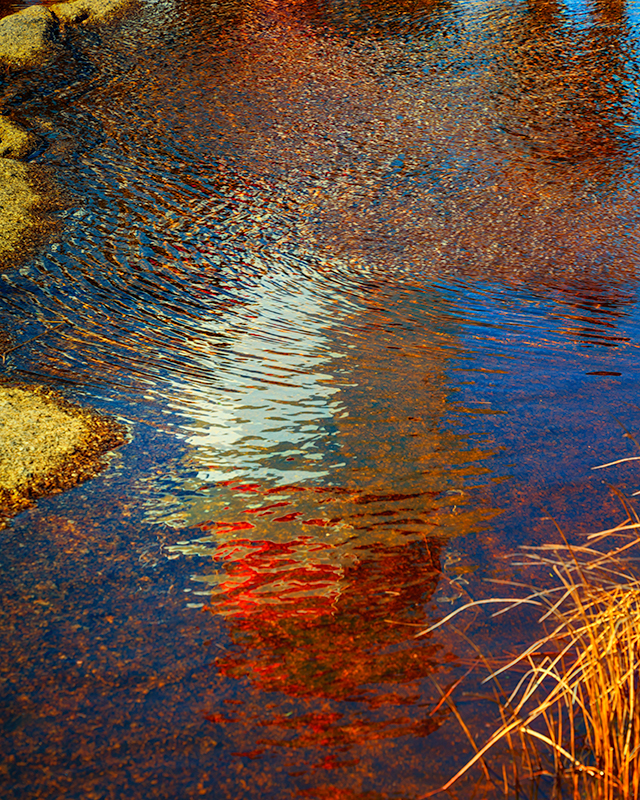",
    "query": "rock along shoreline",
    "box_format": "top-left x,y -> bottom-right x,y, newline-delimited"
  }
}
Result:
0,0 -> 138,520
0,383 -> 127,525
0,0 -> 140,266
